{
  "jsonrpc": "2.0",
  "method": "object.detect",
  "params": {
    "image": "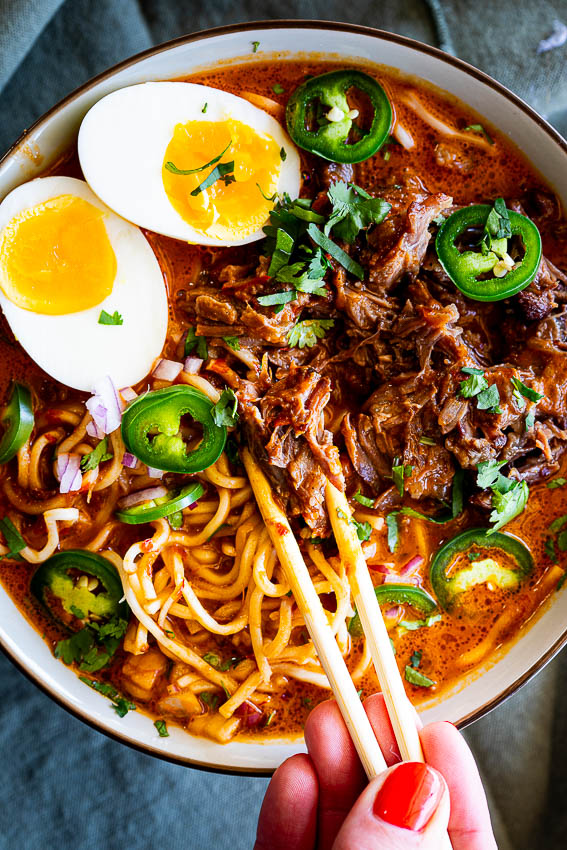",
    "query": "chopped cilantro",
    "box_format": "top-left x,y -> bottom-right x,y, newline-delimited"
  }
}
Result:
0,517 -> 25,559
324,181 -> 390,244
476,459 -> 506,489
386,513 -> 399,552
488,476 -> 529,533
287,318 -> 334,349
548,478 -> 567,490
511,377 -> 544,403
392,459 -> 413,497
459,372 -> 488,398
558,530 -> 567,552
525,410 -> 535,431
252,40 -> 260,52
307,223 -> 364,279
354,490 -> 375,508
70,604 -> 85,620
98,310 -> 123,326
191,160 -> 235,196
212,388 -> 239,427
265,709 -> 277,726
165,139 -> 231,177
272,83 -> 285,94
79,676 -> 136,717
280,147 -> 287,161
184,326 -> 208,360
483,197 -> 512,250
468,552 -> 482,561
222,336 -> 241,351
404,666 -> 435,688
476,383 -> 501,414
257,290 -> 295,307
202,102 -> 208,114
353,519 -> 372,542
154,719 -> 169,737
549,515 -> 567,534
80,437 -> 110,472
461,366 -> 485,375
201,691 -> 219,711
56,616 -> 128,673
409,649 -> 422,668
463,123 -> 494,145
